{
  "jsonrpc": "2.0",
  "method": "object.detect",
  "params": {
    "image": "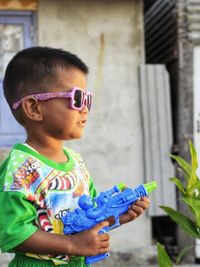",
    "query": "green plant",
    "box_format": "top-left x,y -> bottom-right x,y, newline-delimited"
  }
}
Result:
157,242 -> 173,267
157,140 -> 200,266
